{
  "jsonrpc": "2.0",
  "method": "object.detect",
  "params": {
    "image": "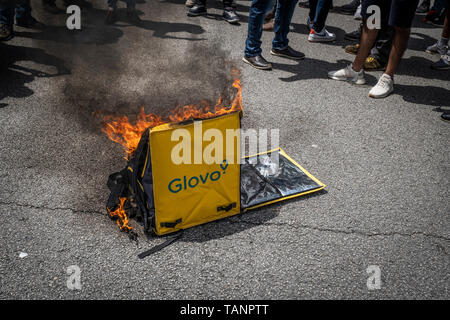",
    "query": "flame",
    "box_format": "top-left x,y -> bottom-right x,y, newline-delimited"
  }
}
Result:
101,72 -> 242,158
107,197 -> 133,232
